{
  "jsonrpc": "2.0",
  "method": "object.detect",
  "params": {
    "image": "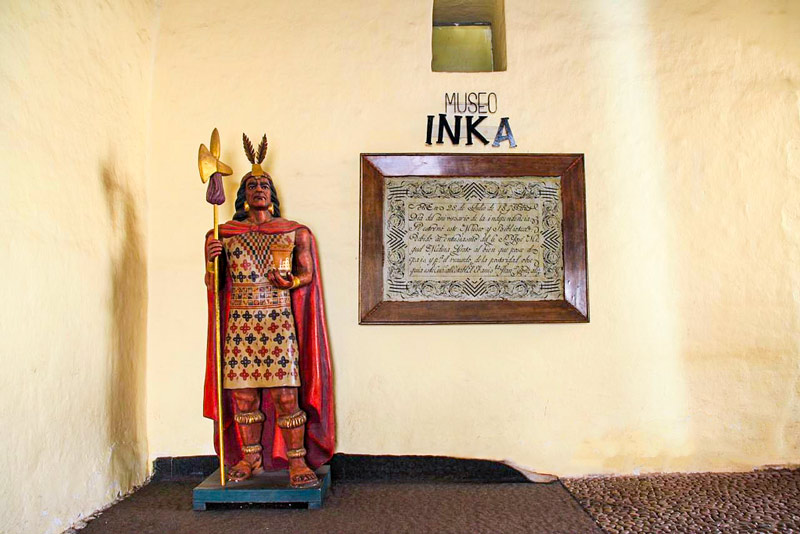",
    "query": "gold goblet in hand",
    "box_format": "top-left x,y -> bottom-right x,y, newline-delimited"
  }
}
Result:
271,243 -> 294,277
